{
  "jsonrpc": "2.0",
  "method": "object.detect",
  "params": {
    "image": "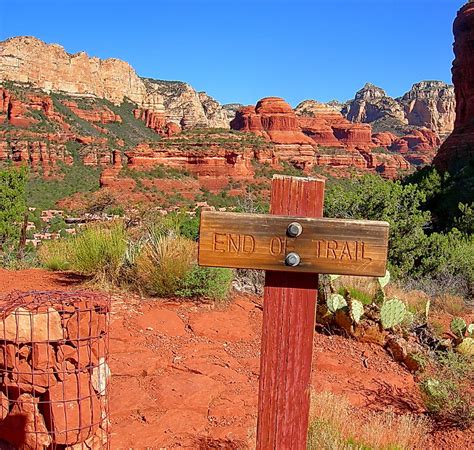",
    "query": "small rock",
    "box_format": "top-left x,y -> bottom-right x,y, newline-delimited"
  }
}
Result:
31,343 -> 55,370
0,393 -> 52,449
0,344 -> 16,369
43,372 -> 100,445
0,392 -> 8,420
0,307 -> 63,343
91,358 -> 111,396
